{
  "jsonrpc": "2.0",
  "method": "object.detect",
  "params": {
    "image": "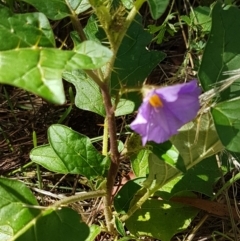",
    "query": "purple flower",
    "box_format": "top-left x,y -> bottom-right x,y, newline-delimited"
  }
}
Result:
130,80 -> 201,145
